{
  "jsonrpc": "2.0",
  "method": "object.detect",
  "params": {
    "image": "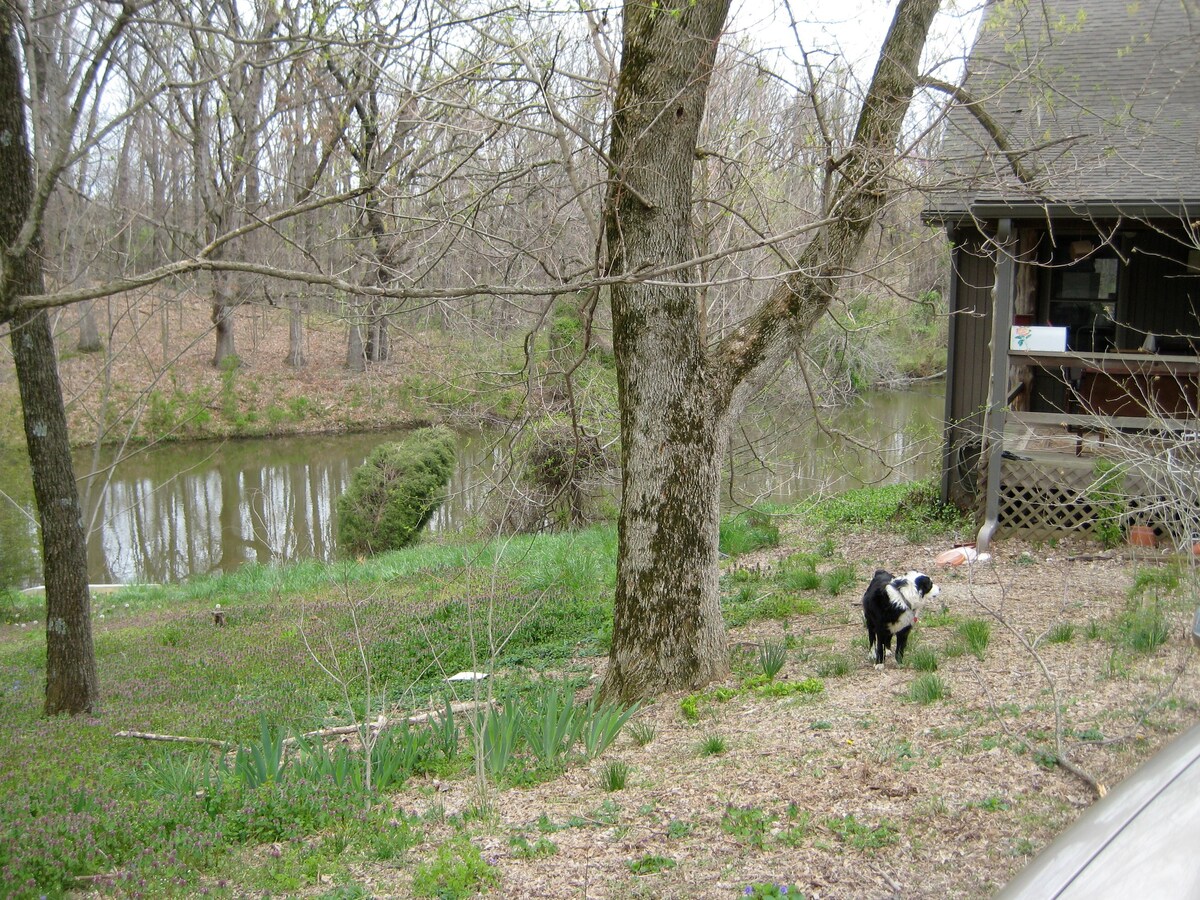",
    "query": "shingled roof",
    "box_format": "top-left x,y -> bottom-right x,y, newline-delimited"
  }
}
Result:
926,0 -> 1200,221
